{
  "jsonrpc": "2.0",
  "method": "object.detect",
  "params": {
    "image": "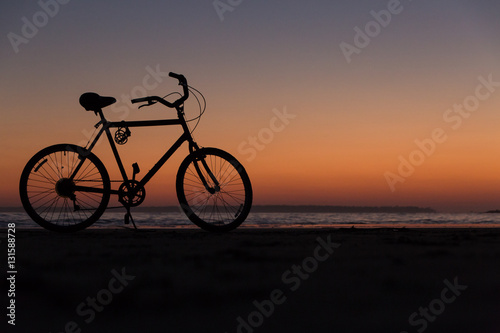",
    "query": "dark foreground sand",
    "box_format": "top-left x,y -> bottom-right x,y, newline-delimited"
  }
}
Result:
3,227 -> 500,333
